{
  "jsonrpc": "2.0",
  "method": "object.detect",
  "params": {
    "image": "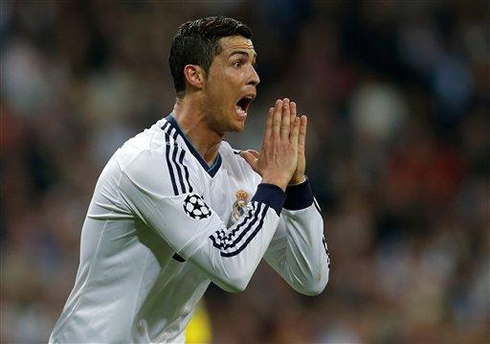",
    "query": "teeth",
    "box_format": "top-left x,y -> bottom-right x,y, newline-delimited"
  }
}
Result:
235,105 -> 246,115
